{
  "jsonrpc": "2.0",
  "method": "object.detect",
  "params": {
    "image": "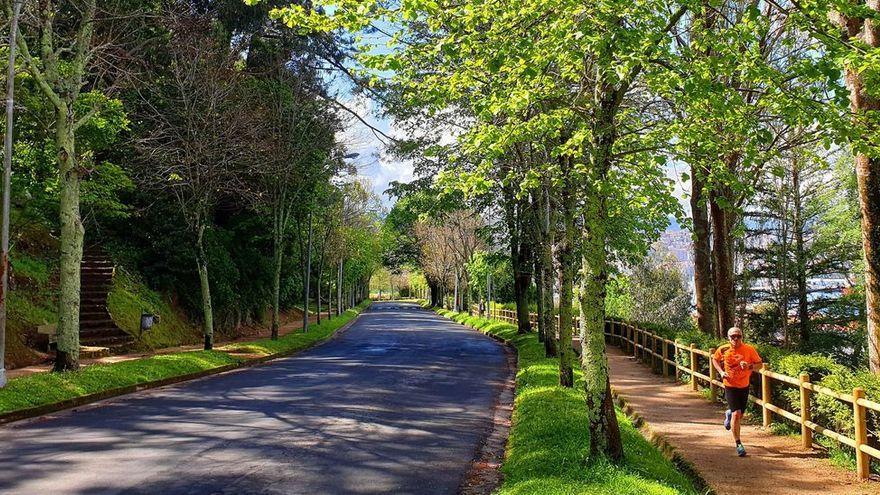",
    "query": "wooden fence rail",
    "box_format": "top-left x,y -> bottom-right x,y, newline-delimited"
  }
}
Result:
474,305 -> 878,479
